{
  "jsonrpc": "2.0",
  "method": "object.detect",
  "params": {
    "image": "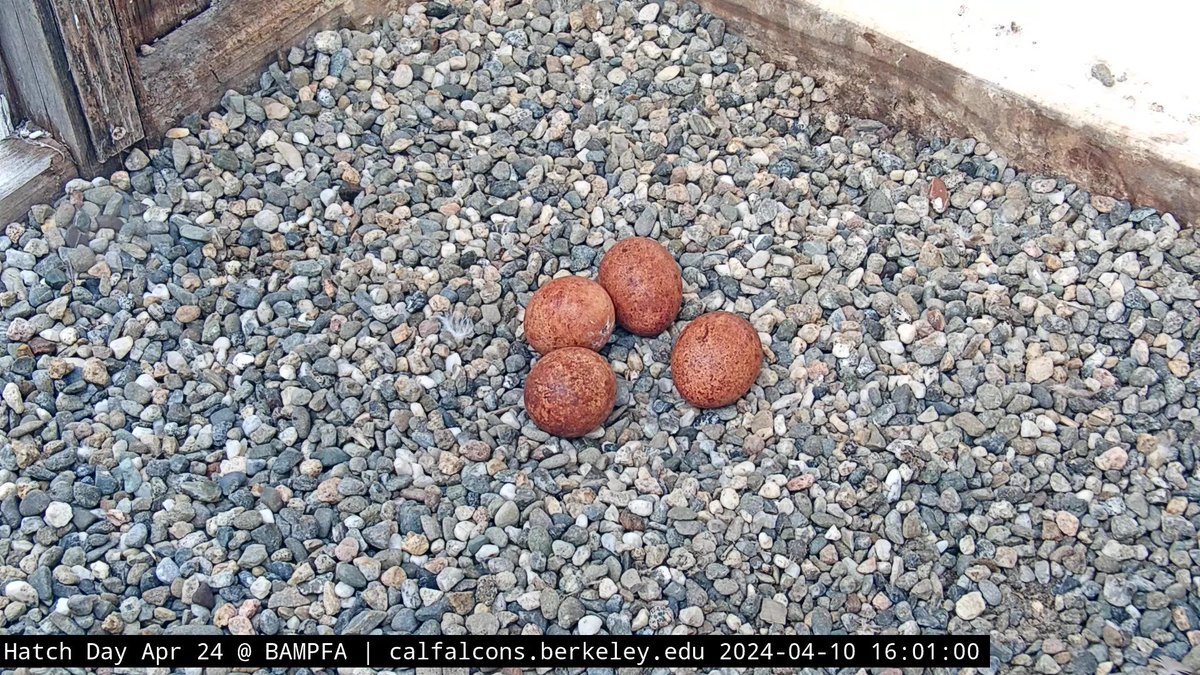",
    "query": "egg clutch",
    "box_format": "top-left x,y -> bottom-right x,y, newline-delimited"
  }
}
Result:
521,237 -> 764,438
